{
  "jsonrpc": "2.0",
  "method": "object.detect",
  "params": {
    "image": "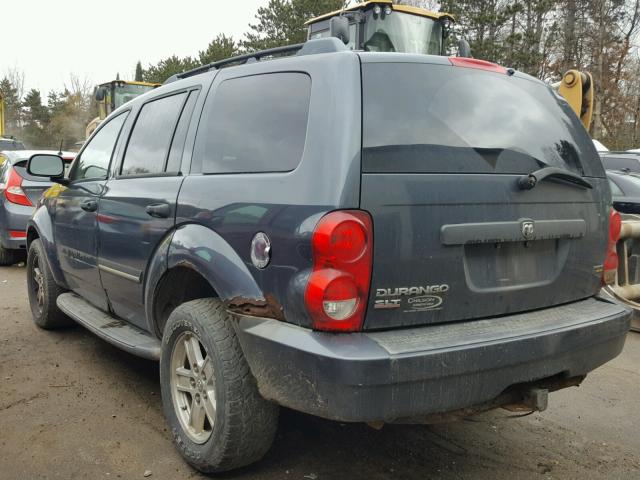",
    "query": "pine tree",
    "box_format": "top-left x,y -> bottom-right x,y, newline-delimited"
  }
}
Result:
0,78 -> 22,134
199,34 -> 239,65
142,56 -> 199,84
135,61 -> 144,82
241,0 -> 344,52
22,89 -> 51,148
